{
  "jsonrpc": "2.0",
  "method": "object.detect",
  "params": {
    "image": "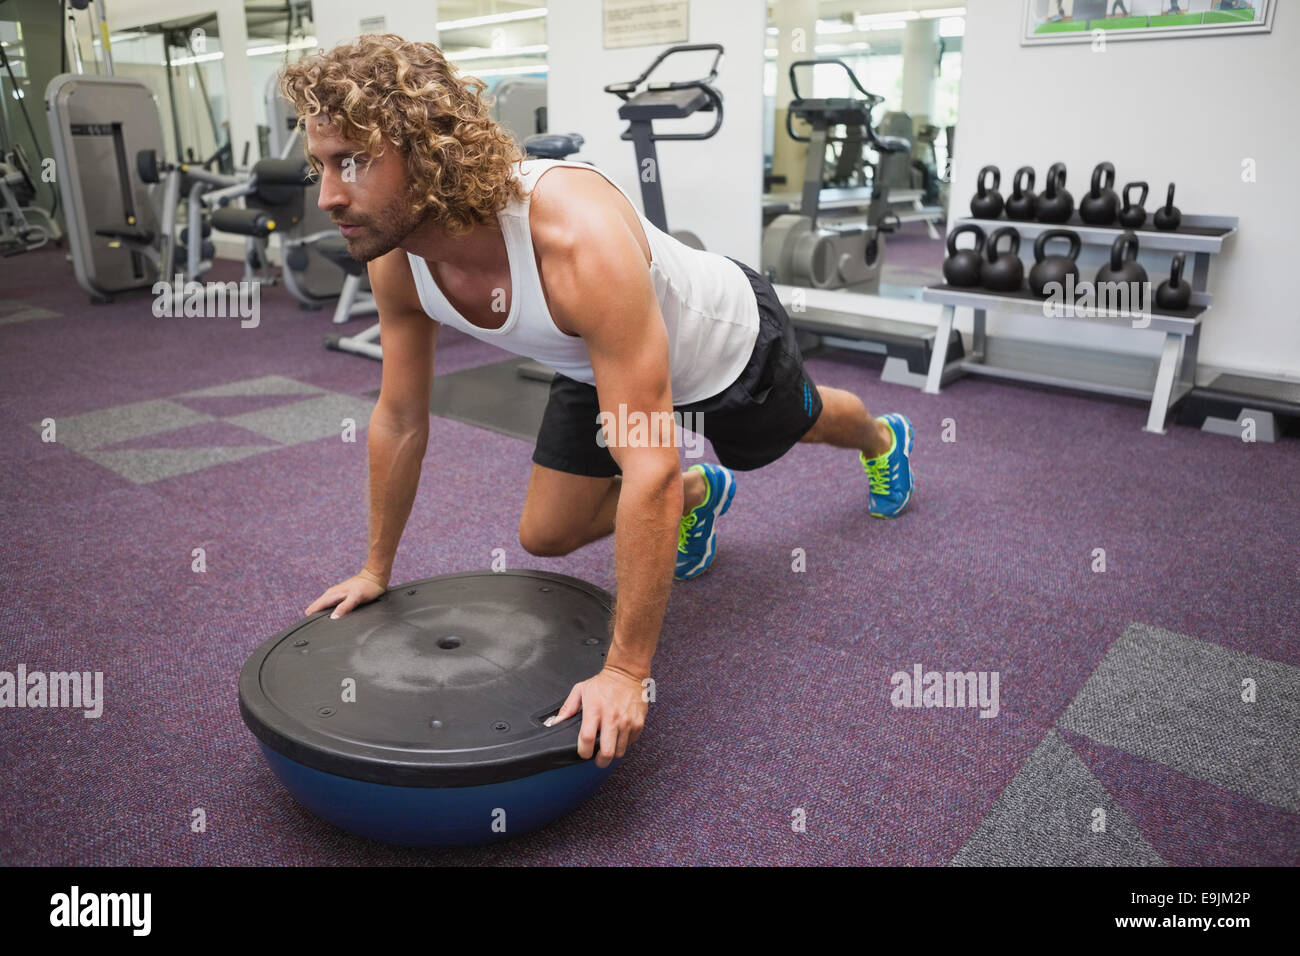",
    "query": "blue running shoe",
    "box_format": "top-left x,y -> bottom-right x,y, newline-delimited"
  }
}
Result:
861,414 -> 914,518
675,463 -> 736,580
